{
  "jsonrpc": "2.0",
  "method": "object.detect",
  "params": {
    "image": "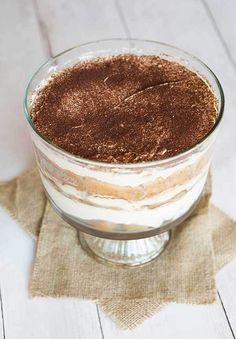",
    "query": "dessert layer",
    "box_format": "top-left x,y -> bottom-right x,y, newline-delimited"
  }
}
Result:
31,54 -> 217,163
42,172 -> 206,229
35,142 -> 211,200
